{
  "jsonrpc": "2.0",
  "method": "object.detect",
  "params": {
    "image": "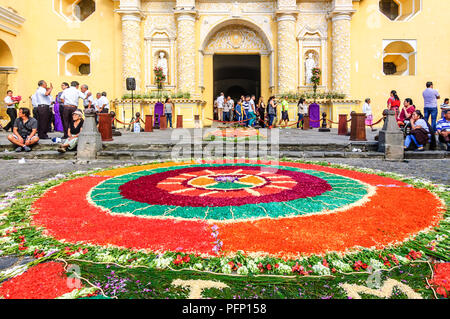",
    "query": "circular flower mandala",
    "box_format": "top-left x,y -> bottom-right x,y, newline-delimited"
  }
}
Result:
31,160 -> 444,258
